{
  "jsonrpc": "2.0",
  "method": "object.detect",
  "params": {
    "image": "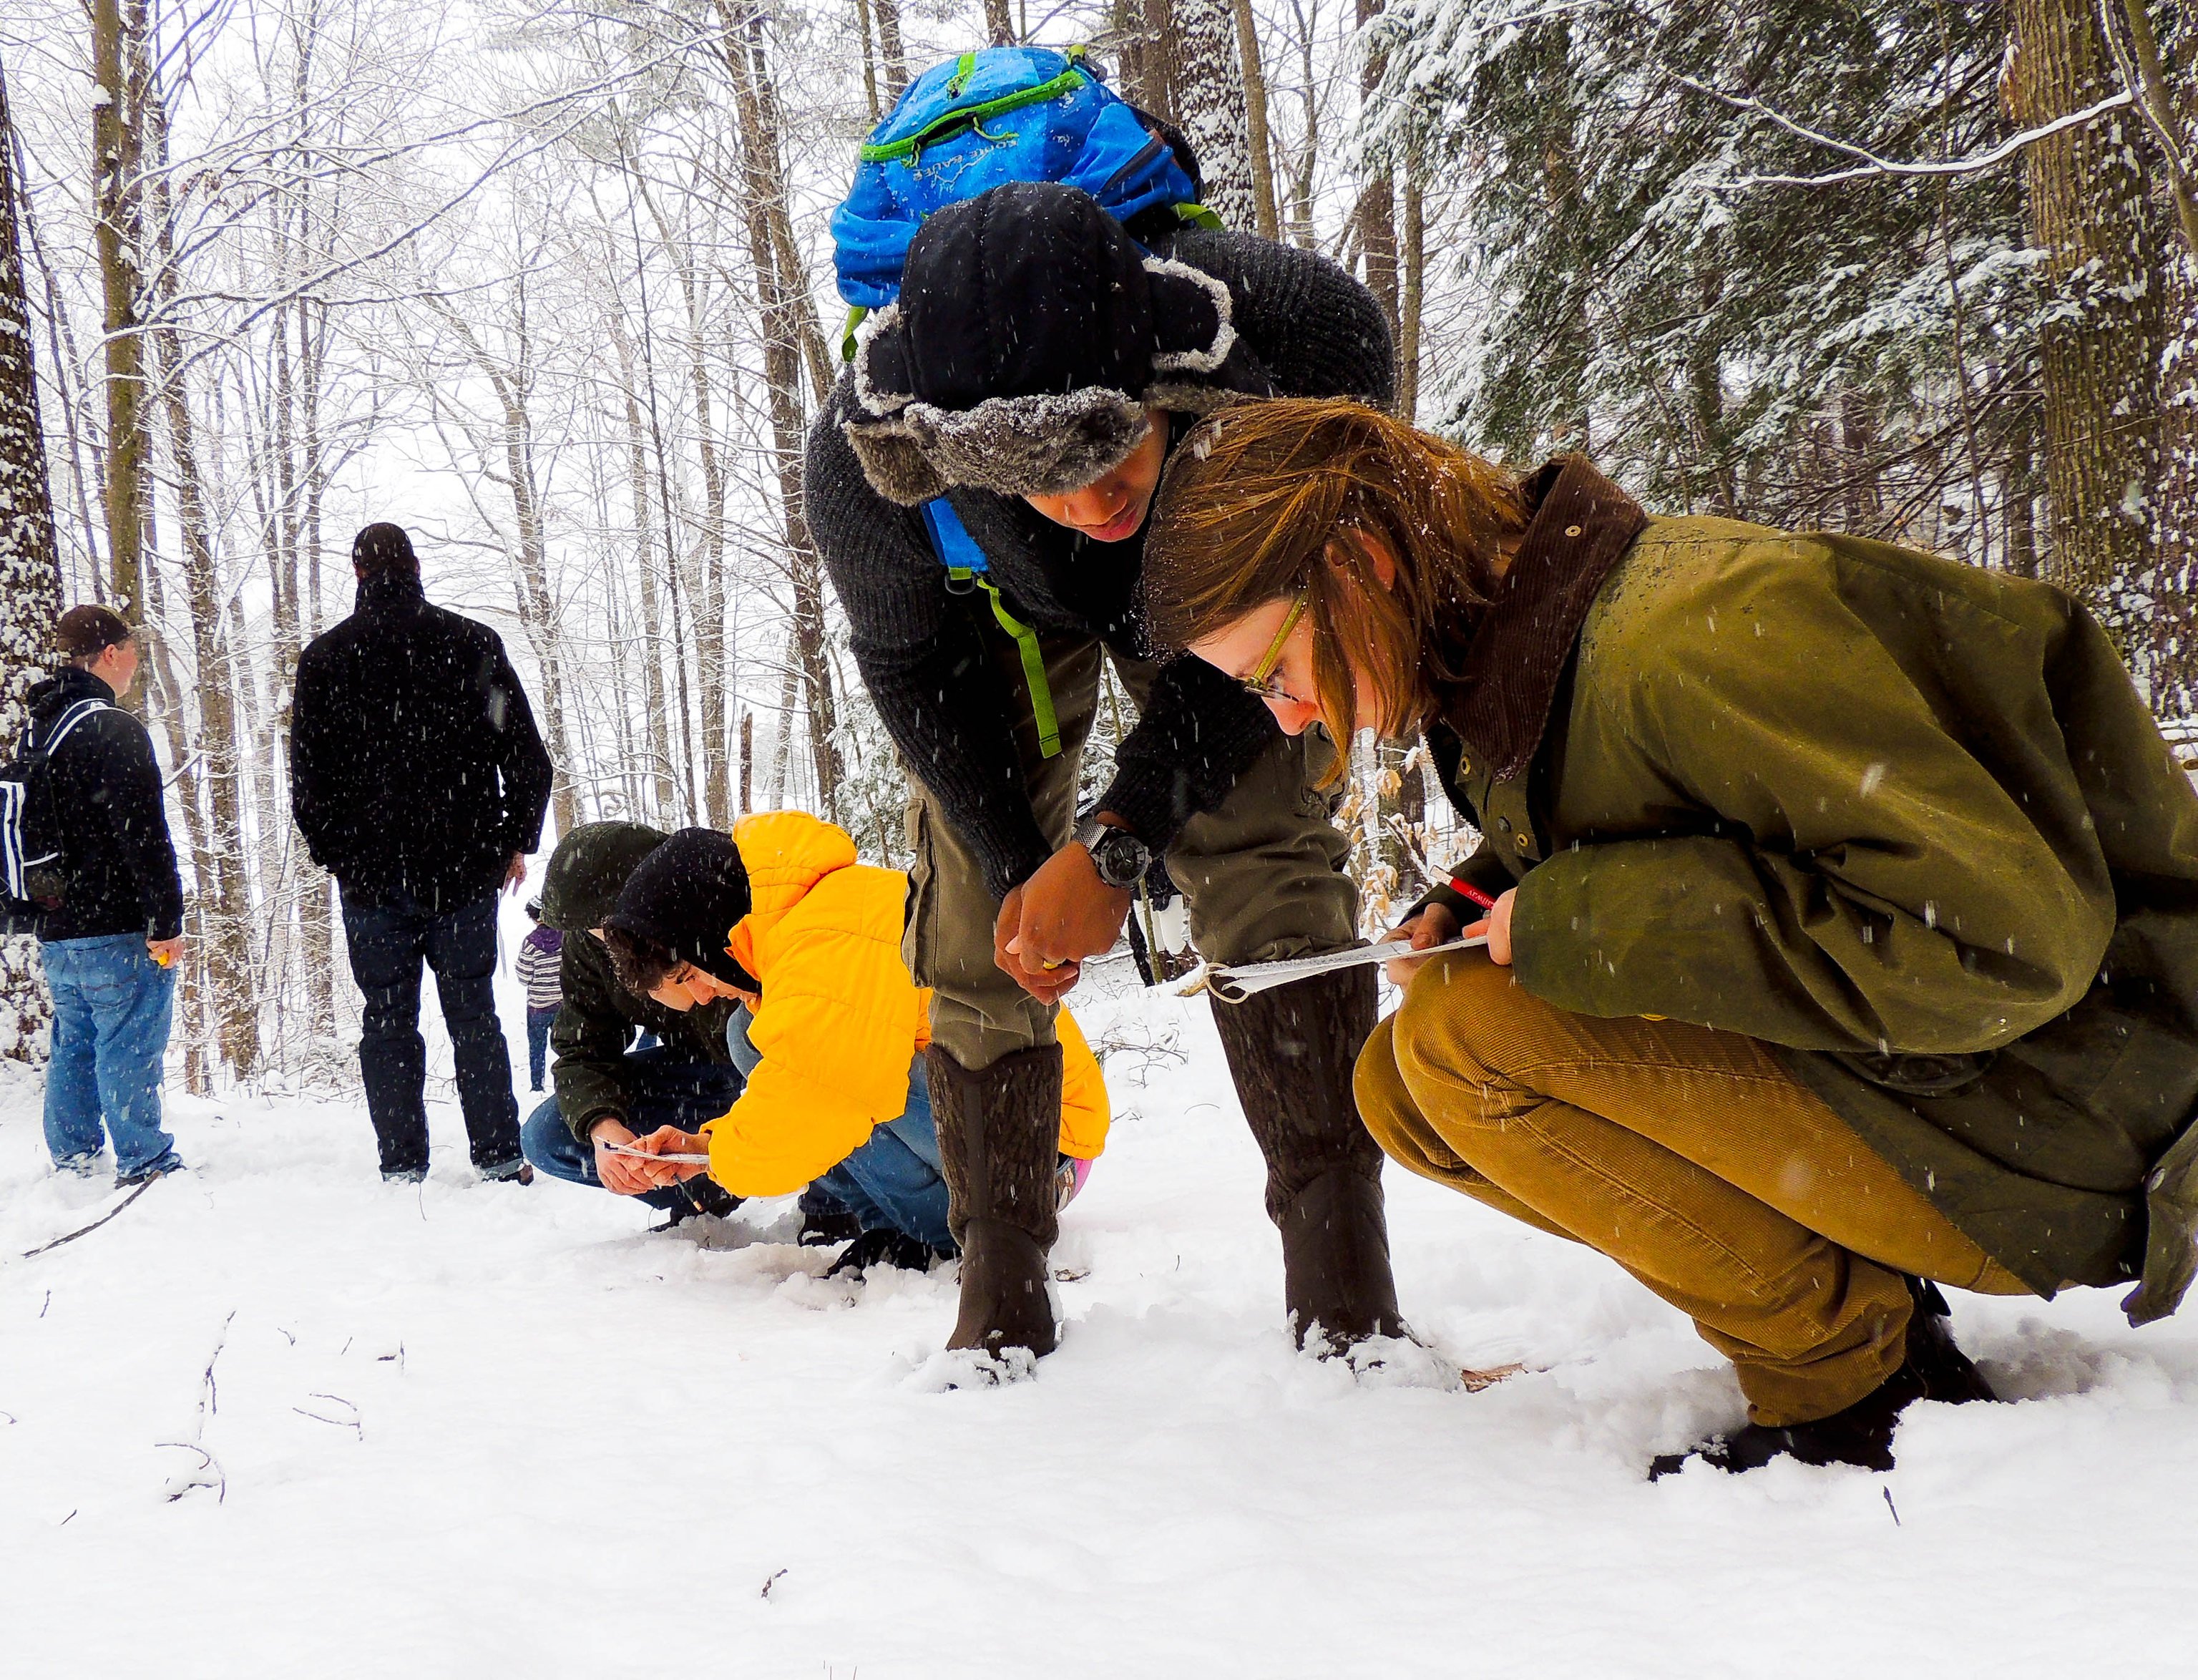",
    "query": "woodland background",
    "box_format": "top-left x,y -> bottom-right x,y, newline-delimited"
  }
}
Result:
0,0 -> 2191,1091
